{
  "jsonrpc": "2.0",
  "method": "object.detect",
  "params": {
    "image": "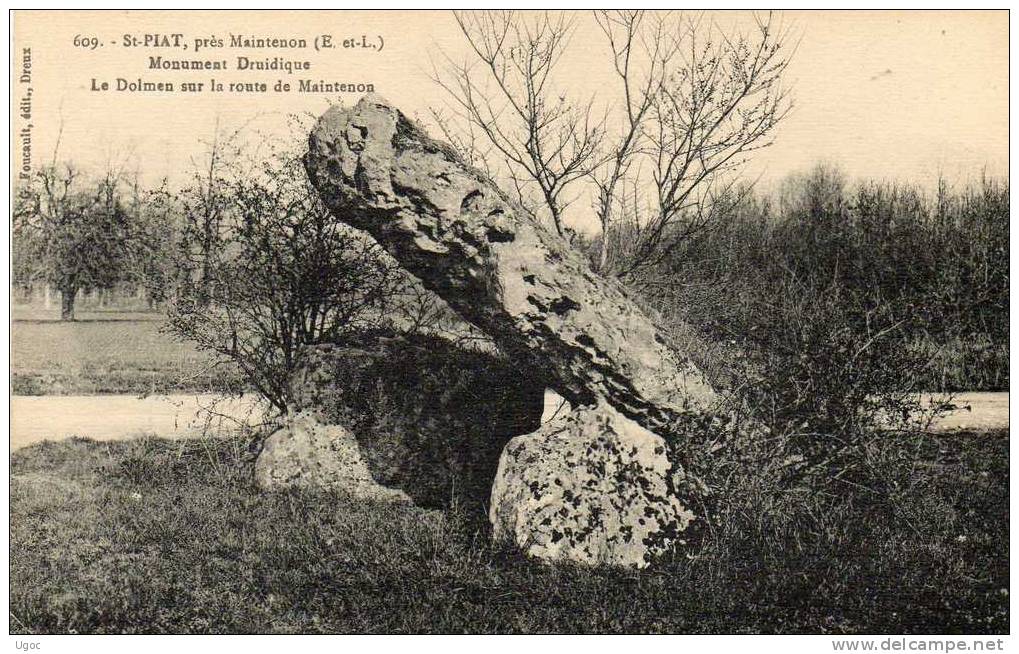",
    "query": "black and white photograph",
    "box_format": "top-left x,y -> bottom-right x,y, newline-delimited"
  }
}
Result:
7,7 -> 1011,643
